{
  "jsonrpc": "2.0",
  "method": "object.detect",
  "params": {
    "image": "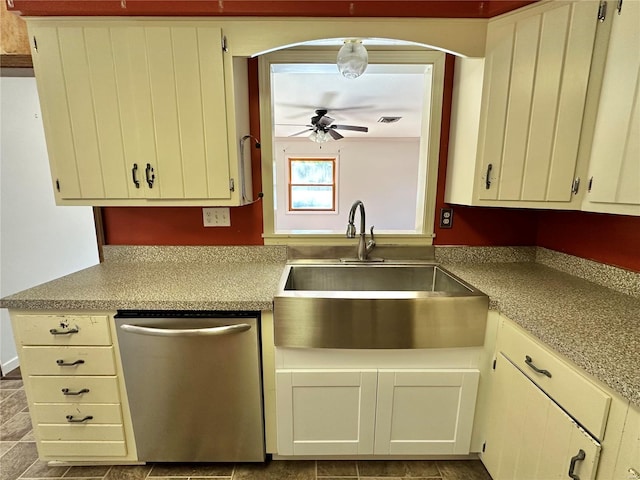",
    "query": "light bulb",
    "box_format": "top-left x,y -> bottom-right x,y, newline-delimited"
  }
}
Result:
337,39 -> 368,79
